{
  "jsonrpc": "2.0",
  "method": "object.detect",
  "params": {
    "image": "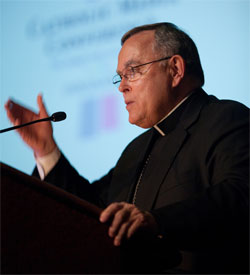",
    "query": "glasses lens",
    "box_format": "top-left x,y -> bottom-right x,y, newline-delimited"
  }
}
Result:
126,66 -> 141,81
112,74 -> 121,86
